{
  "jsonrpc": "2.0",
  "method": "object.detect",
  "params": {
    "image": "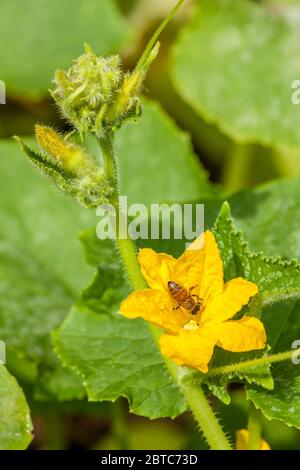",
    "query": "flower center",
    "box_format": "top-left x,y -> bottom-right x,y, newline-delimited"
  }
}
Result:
183,320 -> 199,331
